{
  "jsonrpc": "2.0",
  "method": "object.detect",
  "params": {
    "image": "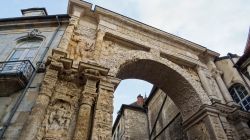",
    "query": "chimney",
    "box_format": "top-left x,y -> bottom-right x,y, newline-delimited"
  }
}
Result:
21,8 -> 48,17
136,94 -> 144,107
